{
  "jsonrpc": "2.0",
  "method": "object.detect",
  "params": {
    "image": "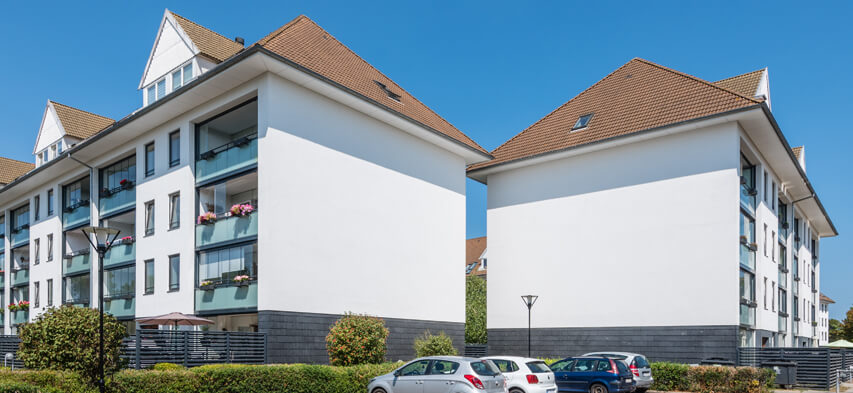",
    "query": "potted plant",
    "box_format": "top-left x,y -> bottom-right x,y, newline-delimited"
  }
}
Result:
117,235 -> 134,245
197,211 -> 217,225
7,303 -> 17,312
119,178 -> 133,189
233,275 -> 250,286
199,280 -> 215,291
18,301 -> 30,311
230,203 -> 255,217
